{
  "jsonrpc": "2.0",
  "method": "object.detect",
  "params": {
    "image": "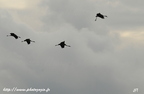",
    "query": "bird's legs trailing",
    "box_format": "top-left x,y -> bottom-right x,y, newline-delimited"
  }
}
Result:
31,41 -> 35,43
104,15 -> 107,18
65,45 -> 71,47
95,17 -> 97,21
